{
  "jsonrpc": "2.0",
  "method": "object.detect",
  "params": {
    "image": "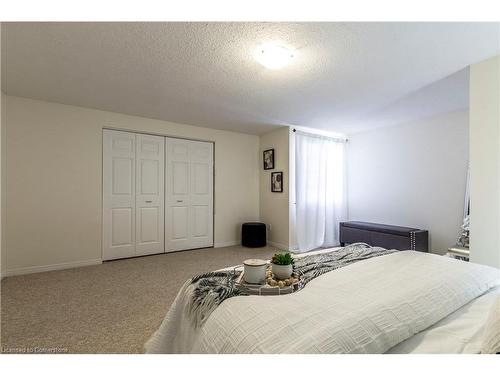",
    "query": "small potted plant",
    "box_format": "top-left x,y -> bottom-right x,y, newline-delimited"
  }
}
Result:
271,253 -> 294,280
